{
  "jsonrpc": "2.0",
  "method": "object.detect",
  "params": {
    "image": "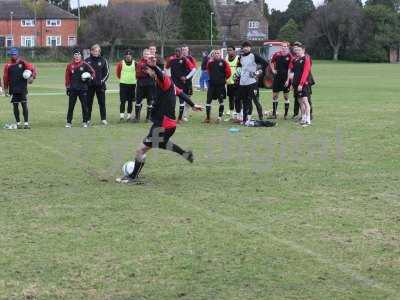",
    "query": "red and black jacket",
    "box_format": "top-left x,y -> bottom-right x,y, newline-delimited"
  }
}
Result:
271,51 -> 293,77
3,58 -> 36,95
150,66 -> 195,128
85,55 -> 109,88
136,58 -> 154,87
165,55 -> 195,89
65,60 -> 95,91
290,54 -> 312,87
207,58 -> 231,86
